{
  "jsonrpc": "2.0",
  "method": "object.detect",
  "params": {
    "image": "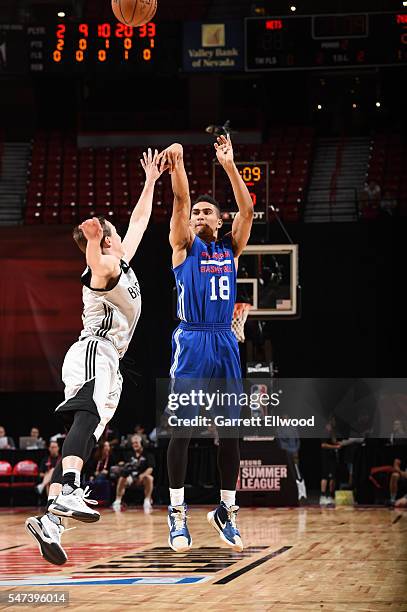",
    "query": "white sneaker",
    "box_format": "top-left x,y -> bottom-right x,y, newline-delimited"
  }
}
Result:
296,479 -> 307,500
326,496 -> 335,506
319,495 -> 328,506
49,486 -> 100,523
25,514 -> 67,566
36,483 -> 44,495
112,500 -> 122,512
143,498 -> 152,514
